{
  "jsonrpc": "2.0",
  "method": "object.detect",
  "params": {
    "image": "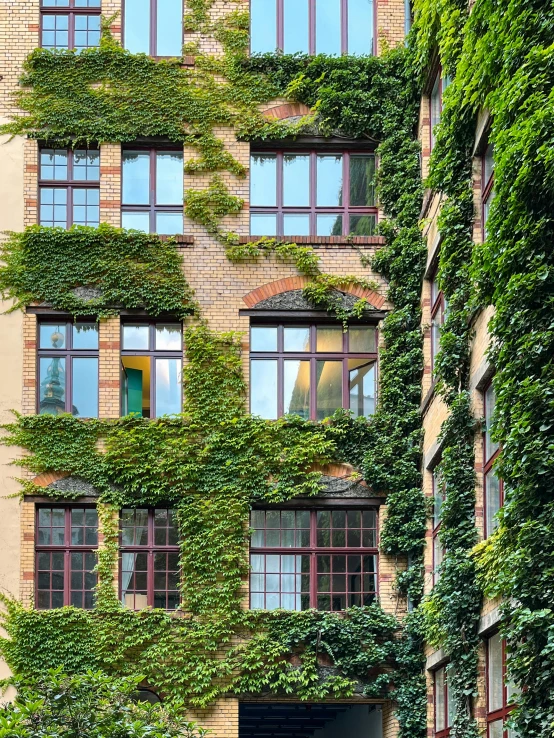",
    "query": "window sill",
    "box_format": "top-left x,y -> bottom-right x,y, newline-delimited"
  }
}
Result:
158,234 -> 194,245
239,235 -> 386,247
